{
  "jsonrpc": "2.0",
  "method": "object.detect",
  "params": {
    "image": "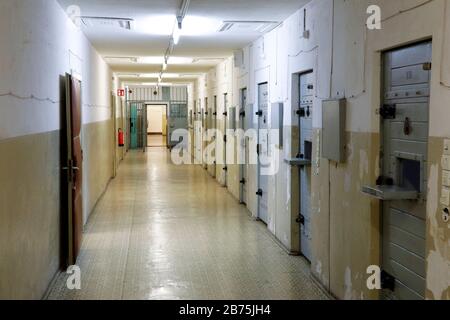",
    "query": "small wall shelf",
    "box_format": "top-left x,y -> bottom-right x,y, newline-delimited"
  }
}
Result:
361,185 -> 419,201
